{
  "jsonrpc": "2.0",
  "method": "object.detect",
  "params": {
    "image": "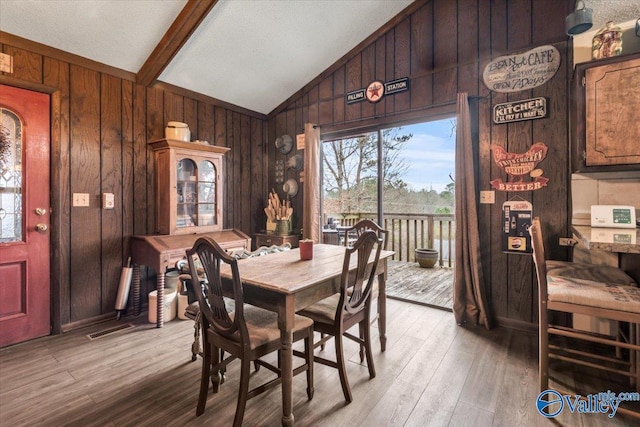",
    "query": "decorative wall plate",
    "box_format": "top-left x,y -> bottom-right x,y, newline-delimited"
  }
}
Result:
286,154 -> 303,170
283,178 -> 298,197
275,134 -> 293,155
